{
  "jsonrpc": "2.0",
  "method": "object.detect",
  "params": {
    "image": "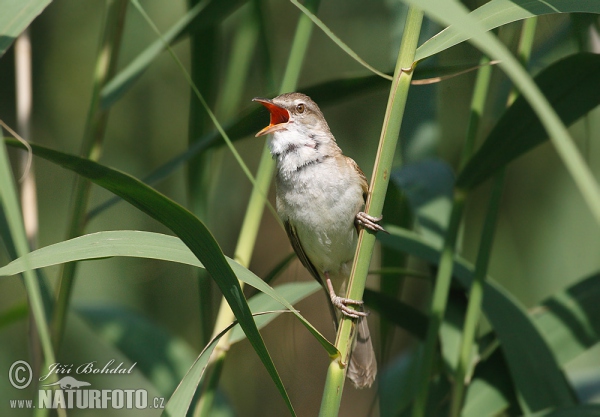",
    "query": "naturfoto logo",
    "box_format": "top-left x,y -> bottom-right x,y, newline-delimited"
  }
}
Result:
8,360 -> 165,411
